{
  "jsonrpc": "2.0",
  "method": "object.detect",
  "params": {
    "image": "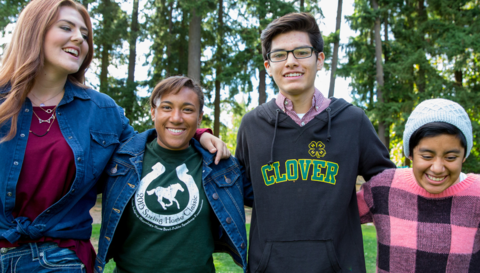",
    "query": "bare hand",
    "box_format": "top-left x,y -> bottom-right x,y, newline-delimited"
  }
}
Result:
199,133 -> 231,165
